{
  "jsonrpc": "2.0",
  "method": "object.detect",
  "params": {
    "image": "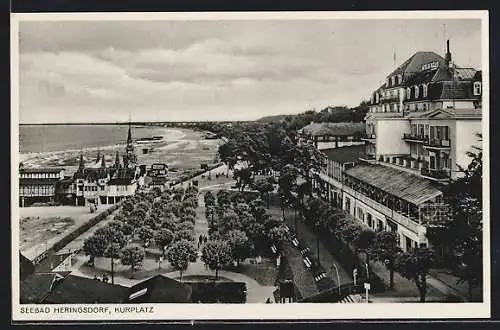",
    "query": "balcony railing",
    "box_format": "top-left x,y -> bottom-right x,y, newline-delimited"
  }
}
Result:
359,154 -> 377,163
423,138 -> 451,149
421,168 -> 451,181
402,133 -> 428,142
